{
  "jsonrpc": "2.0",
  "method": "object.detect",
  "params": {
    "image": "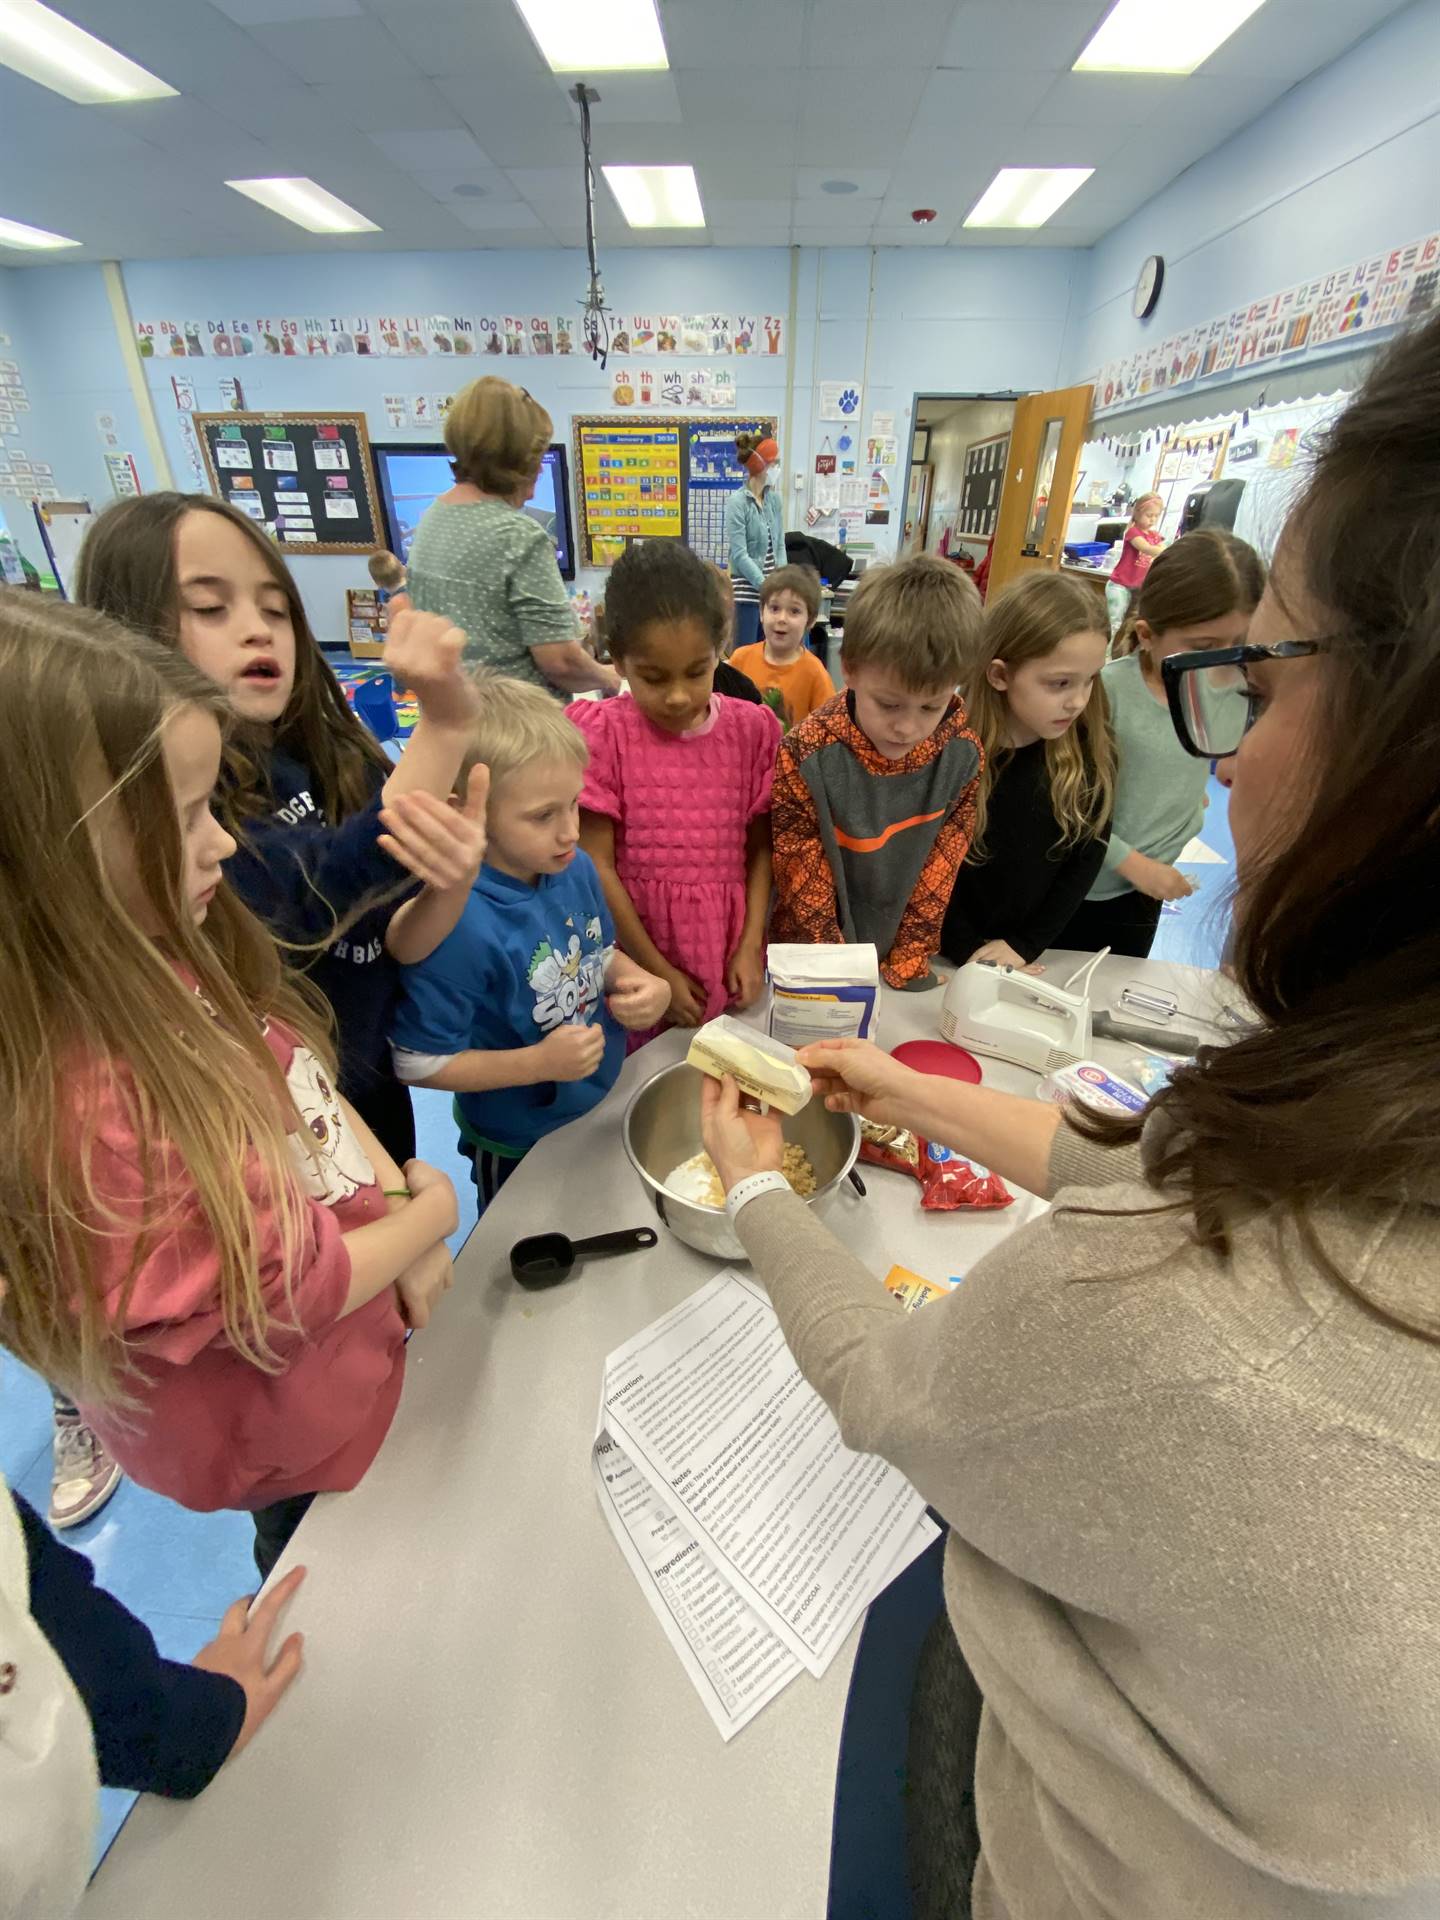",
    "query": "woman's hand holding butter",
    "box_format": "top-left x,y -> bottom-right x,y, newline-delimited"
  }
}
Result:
700,1074 -> 786,1190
